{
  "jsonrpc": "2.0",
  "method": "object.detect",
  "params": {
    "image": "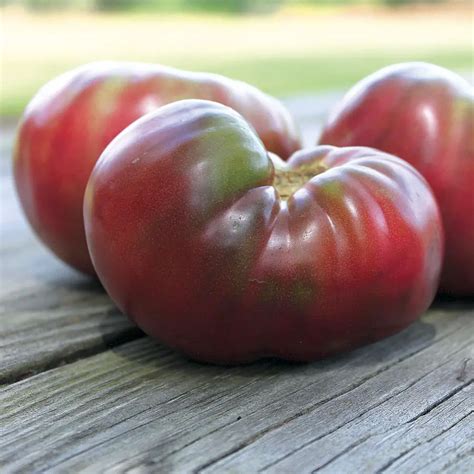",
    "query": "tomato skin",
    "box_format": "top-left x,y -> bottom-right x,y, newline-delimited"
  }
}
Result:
319,62 -> 474,296
13,61 -> 300,275
84,99 -> 443,364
